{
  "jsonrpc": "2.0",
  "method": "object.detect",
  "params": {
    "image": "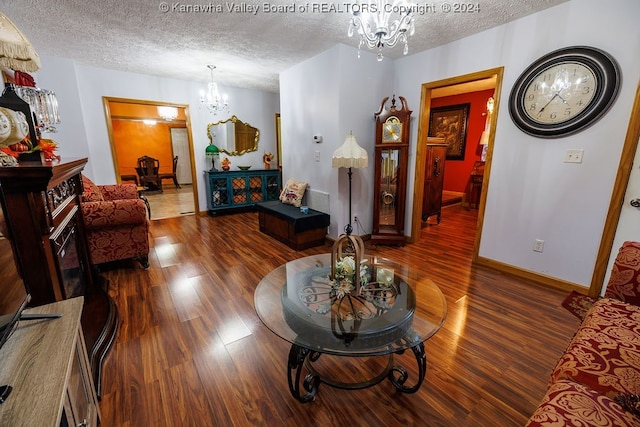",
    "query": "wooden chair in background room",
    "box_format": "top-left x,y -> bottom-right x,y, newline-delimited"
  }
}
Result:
136,155 -> 162,191
159,155 -> 181,189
